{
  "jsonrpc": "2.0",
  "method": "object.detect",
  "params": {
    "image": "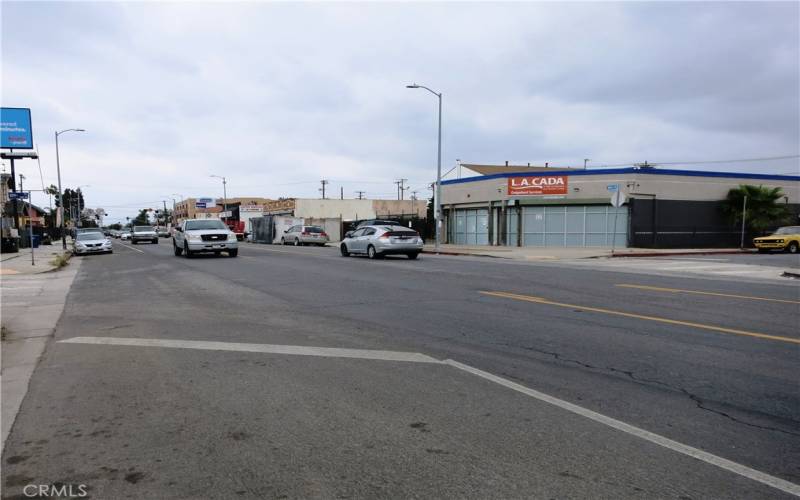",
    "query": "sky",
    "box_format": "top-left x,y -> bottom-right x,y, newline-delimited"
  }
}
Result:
2,1 -> 798,224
